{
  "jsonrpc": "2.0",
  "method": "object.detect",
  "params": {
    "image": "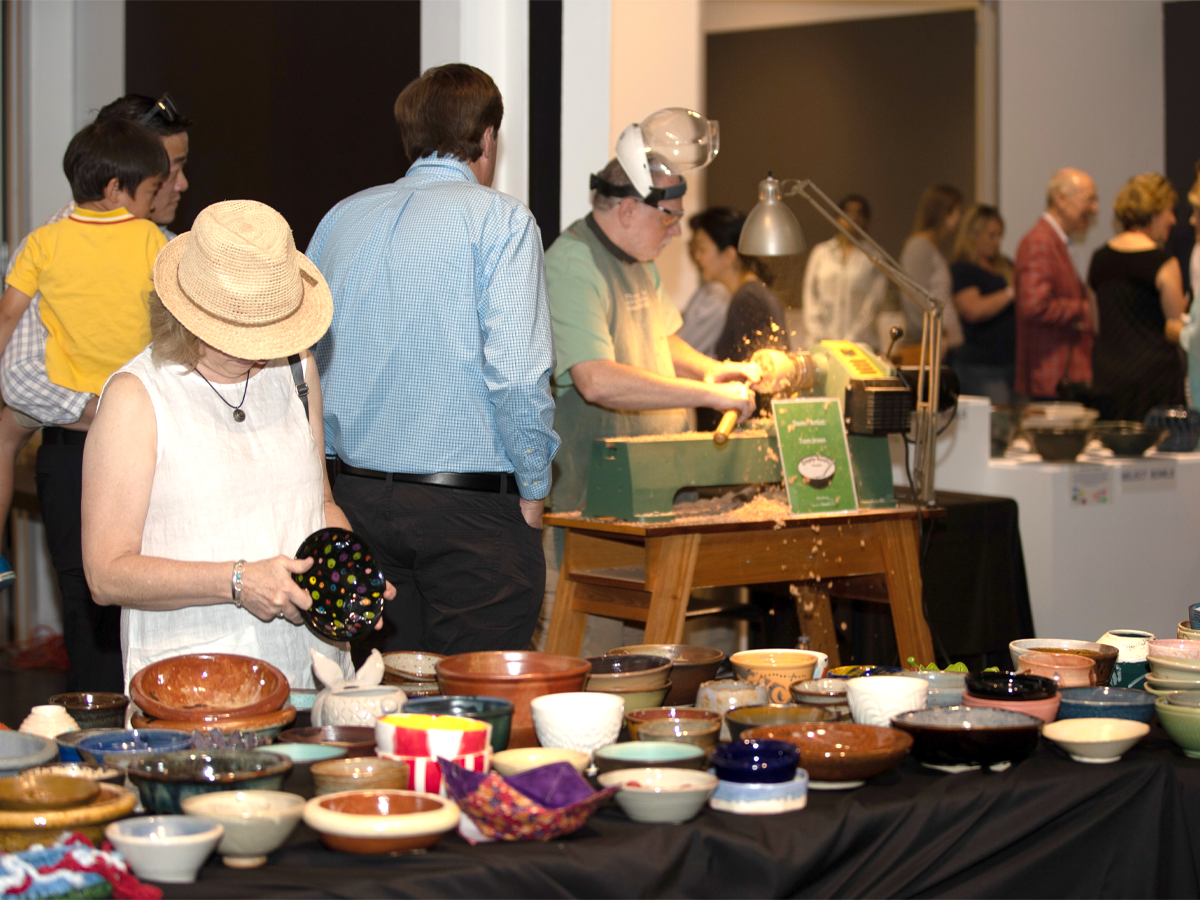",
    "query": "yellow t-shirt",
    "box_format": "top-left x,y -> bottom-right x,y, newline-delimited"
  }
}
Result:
6,207 -> 167,395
